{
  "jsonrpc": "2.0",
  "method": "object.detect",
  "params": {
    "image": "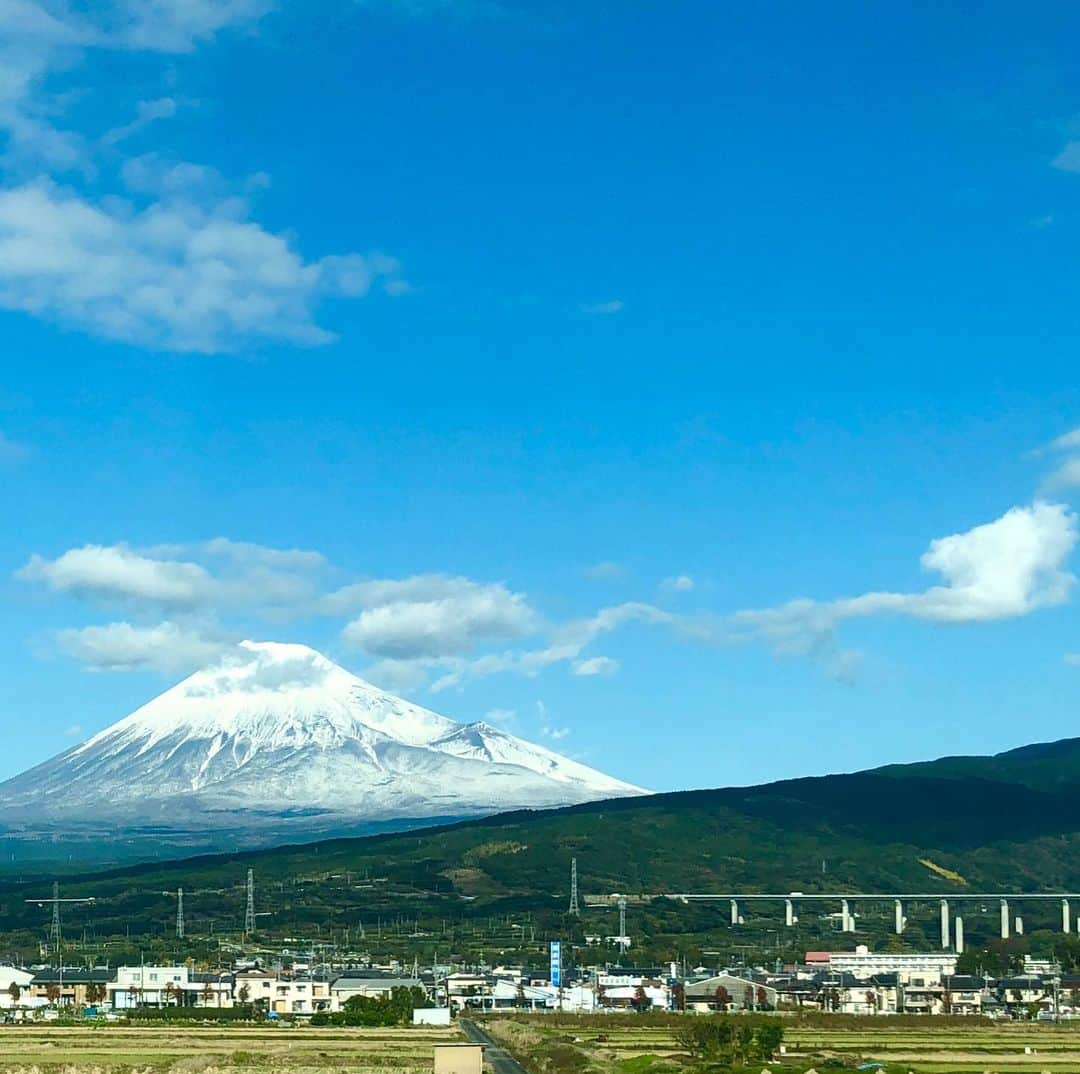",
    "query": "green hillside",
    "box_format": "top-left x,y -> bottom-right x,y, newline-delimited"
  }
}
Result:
875,735 -> 1080,792
3,744 -> 1080,966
